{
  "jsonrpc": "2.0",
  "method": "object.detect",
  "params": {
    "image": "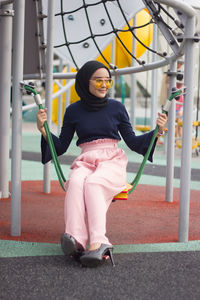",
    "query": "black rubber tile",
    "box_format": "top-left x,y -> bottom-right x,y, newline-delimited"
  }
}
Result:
1,252 -> 200,300
12,151 -> 200,181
